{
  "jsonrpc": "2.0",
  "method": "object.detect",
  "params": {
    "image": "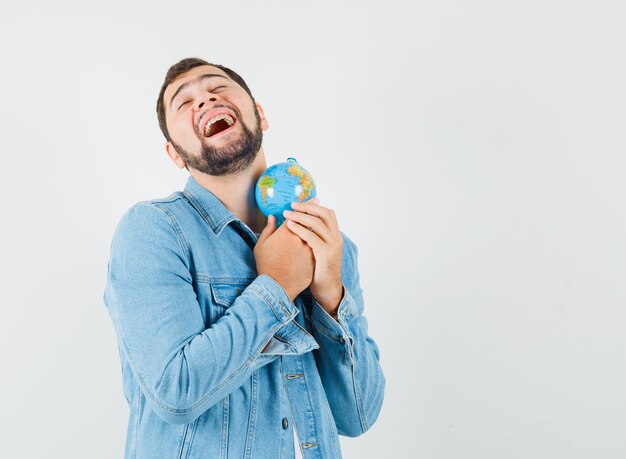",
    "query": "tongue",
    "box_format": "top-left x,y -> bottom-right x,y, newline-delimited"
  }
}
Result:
207,119 -> 231,137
